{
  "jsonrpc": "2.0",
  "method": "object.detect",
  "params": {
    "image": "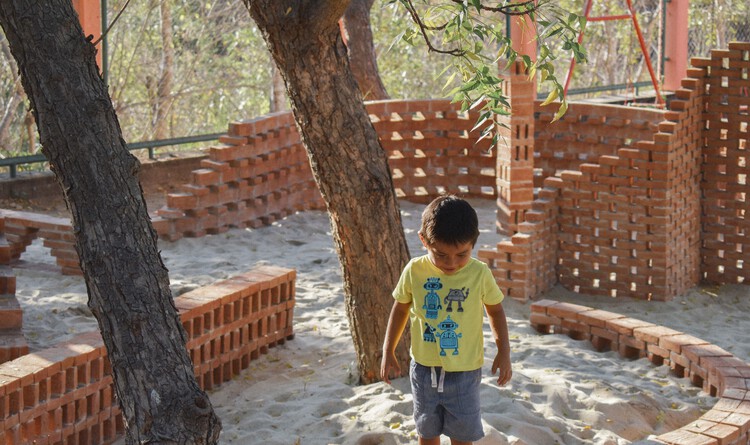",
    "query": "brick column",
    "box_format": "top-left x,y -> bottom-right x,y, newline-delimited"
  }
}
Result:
496,61 -> 536,236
